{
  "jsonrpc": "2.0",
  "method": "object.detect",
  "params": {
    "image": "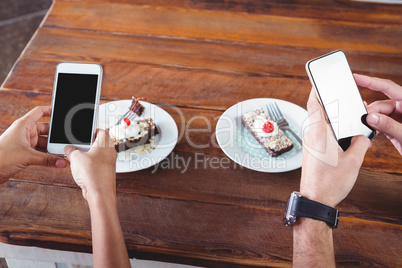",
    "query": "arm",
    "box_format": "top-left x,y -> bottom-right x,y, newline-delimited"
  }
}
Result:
0,106 -> 67,183
65,130 -> 131,268
294,89 -> 370,266
293,218 -> 334,268
354,74 -> 402,155
87,192 -> 129,268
